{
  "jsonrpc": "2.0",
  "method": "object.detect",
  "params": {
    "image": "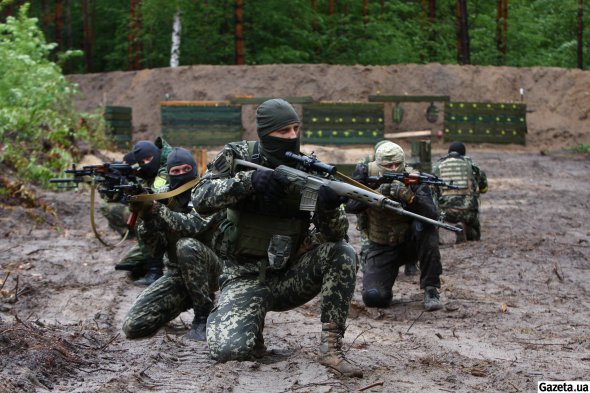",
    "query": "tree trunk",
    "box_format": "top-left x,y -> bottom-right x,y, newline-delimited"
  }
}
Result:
82,0 -> 95,72
578,0 -> 584,69
455,0 -> 470,65
235,0 -> 244,65
129,0 -> 143,71
170,10 -> 182,68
